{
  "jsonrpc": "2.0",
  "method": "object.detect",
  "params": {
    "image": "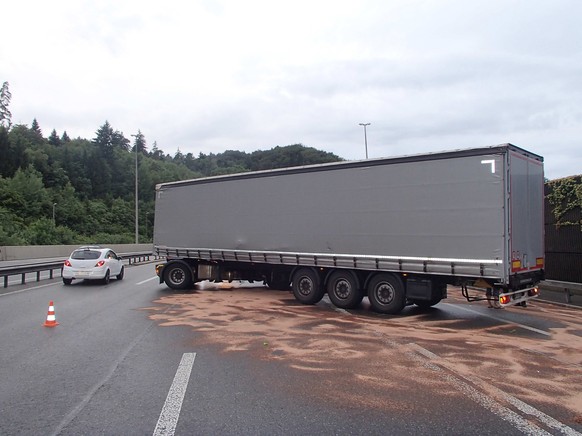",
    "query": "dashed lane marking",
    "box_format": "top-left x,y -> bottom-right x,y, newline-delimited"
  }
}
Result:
137,276 -> 160,285
153,352 -> 197,436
